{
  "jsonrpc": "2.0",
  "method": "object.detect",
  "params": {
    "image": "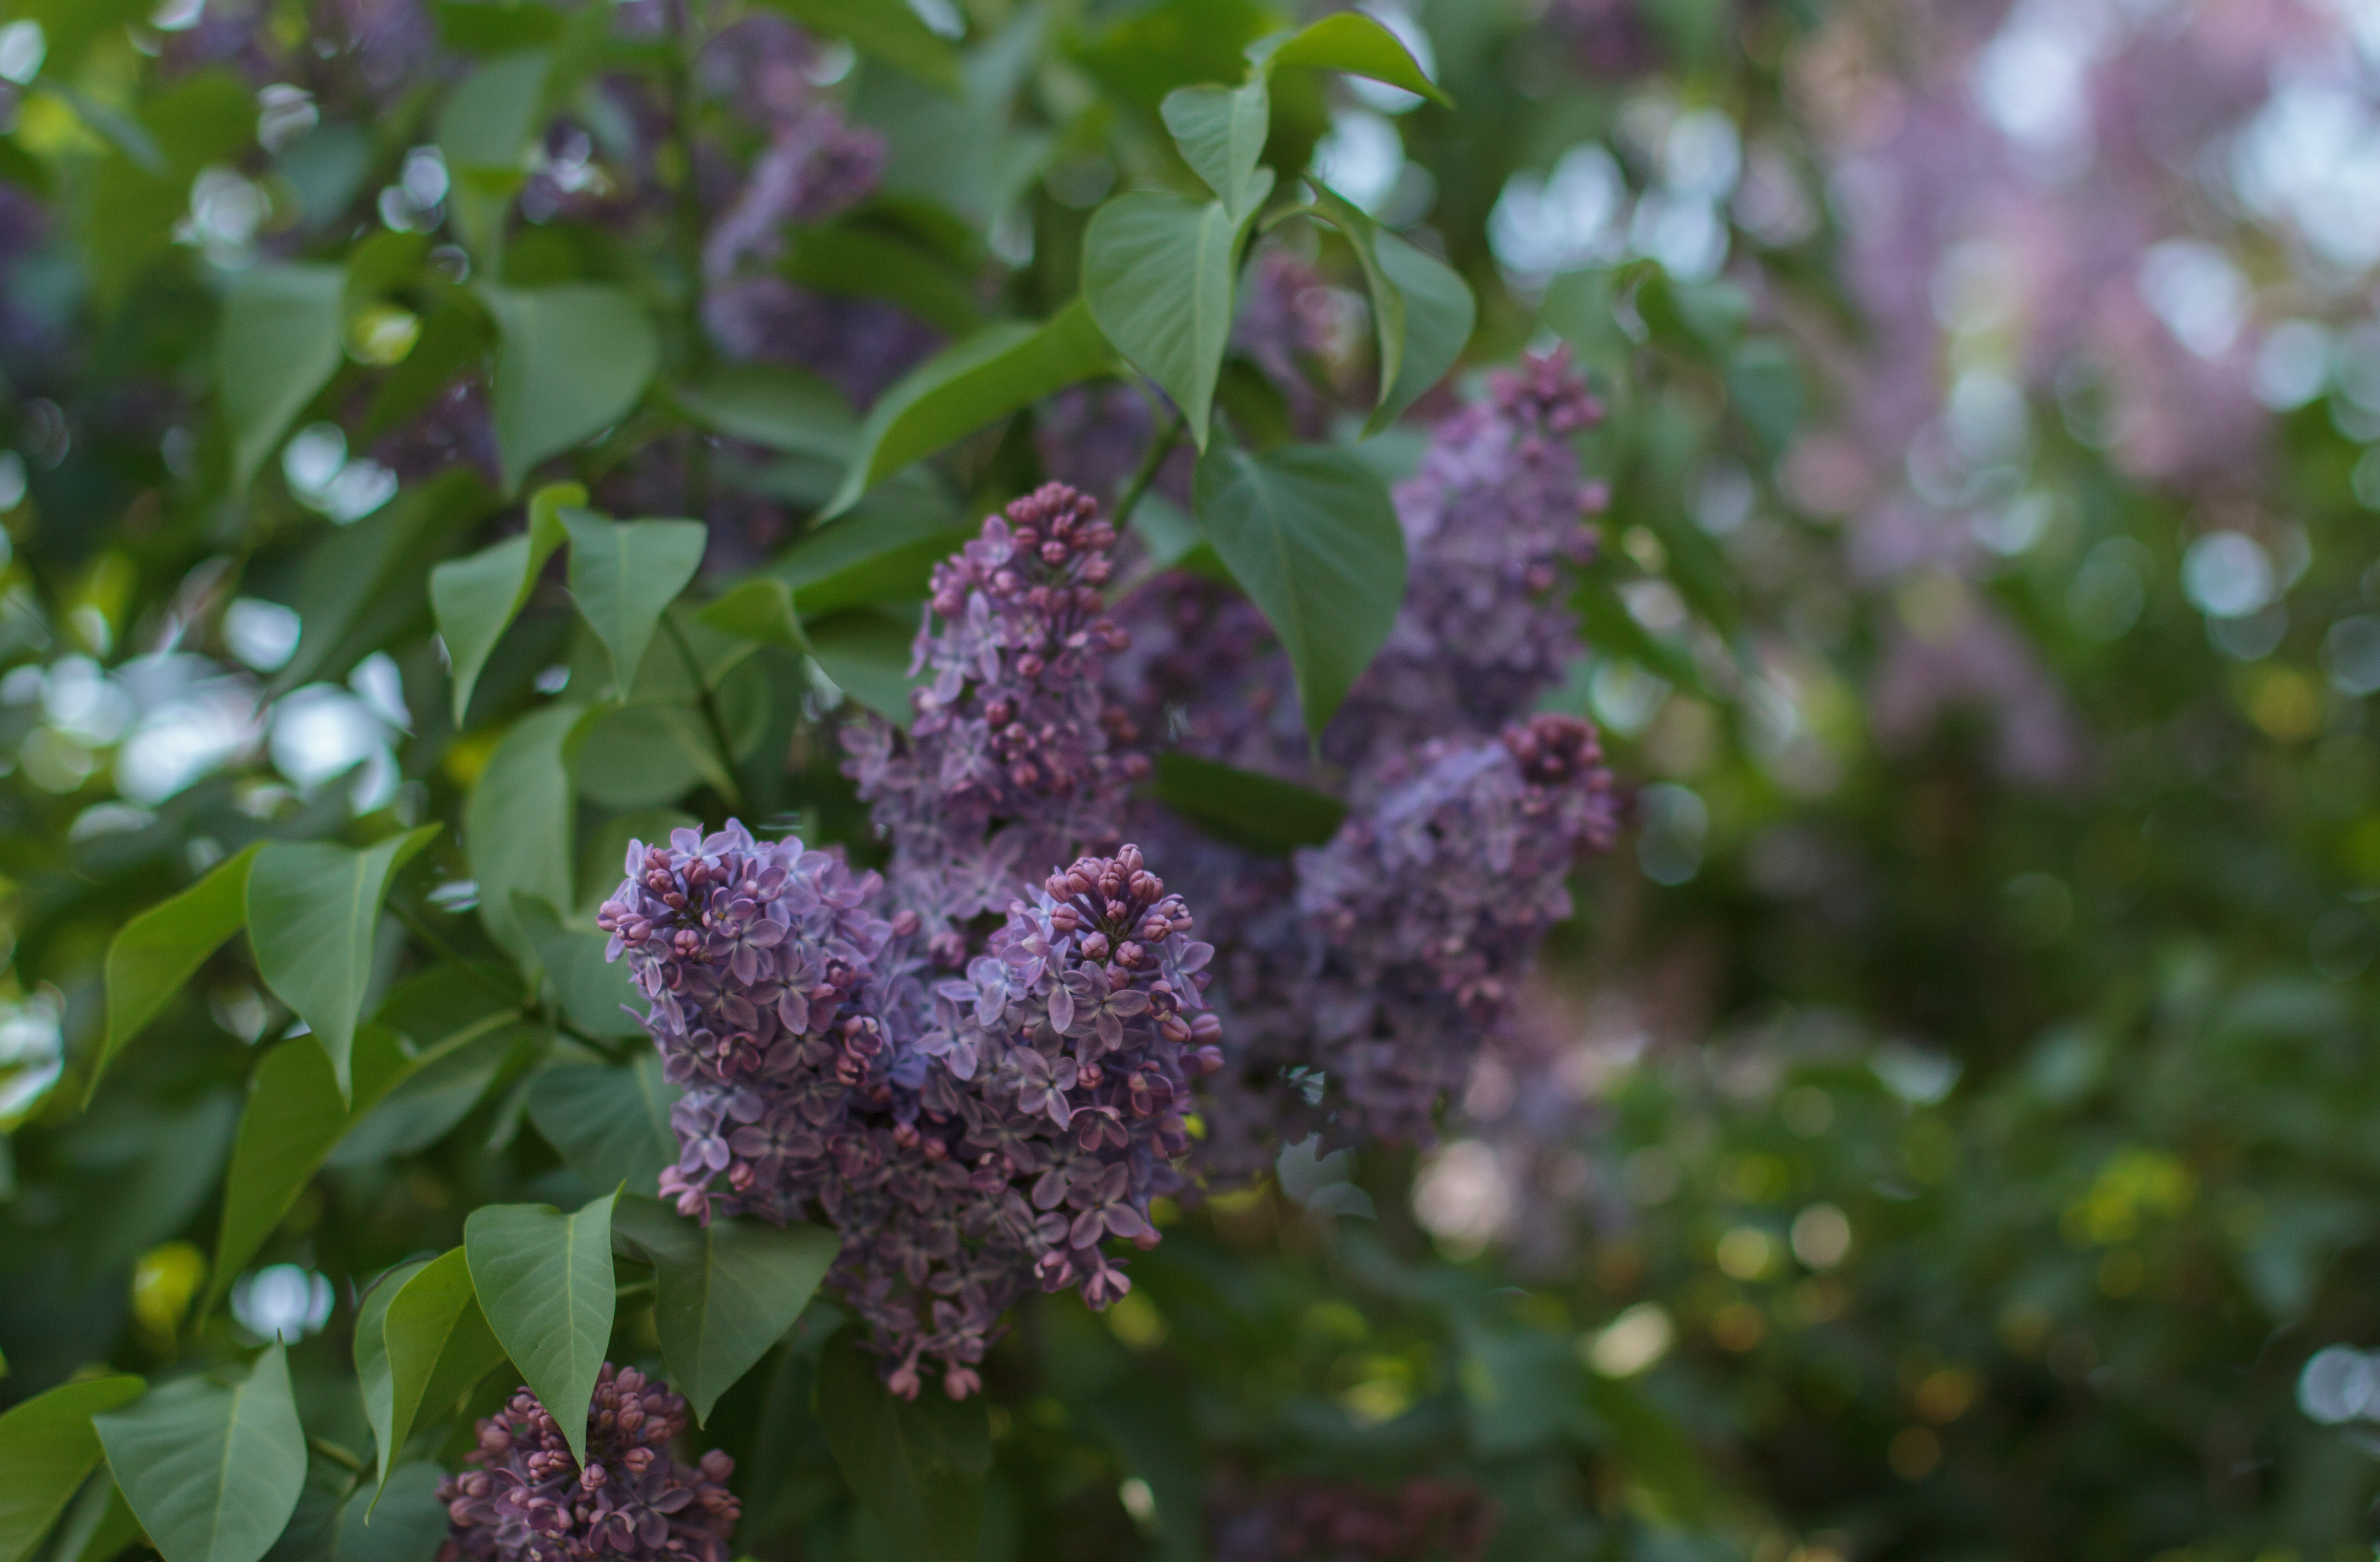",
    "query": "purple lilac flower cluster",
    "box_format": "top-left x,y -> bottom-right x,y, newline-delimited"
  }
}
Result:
1104,352 -> 1621,1168
601,820 -> 1219,1396
437,1367 -> 737,1562
844,483 -> 1149,929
